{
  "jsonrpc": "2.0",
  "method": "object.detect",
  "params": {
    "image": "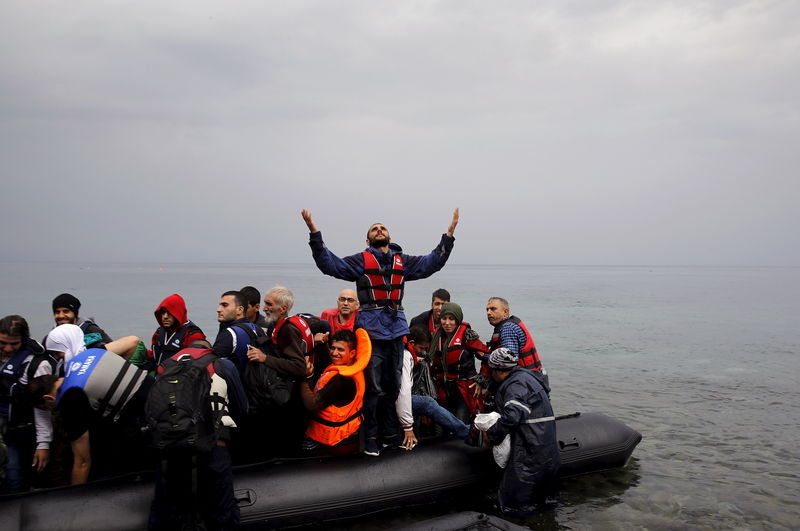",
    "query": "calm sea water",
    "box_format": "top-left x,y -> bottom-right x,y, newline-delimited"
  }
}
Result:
1,262 -> 798,530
